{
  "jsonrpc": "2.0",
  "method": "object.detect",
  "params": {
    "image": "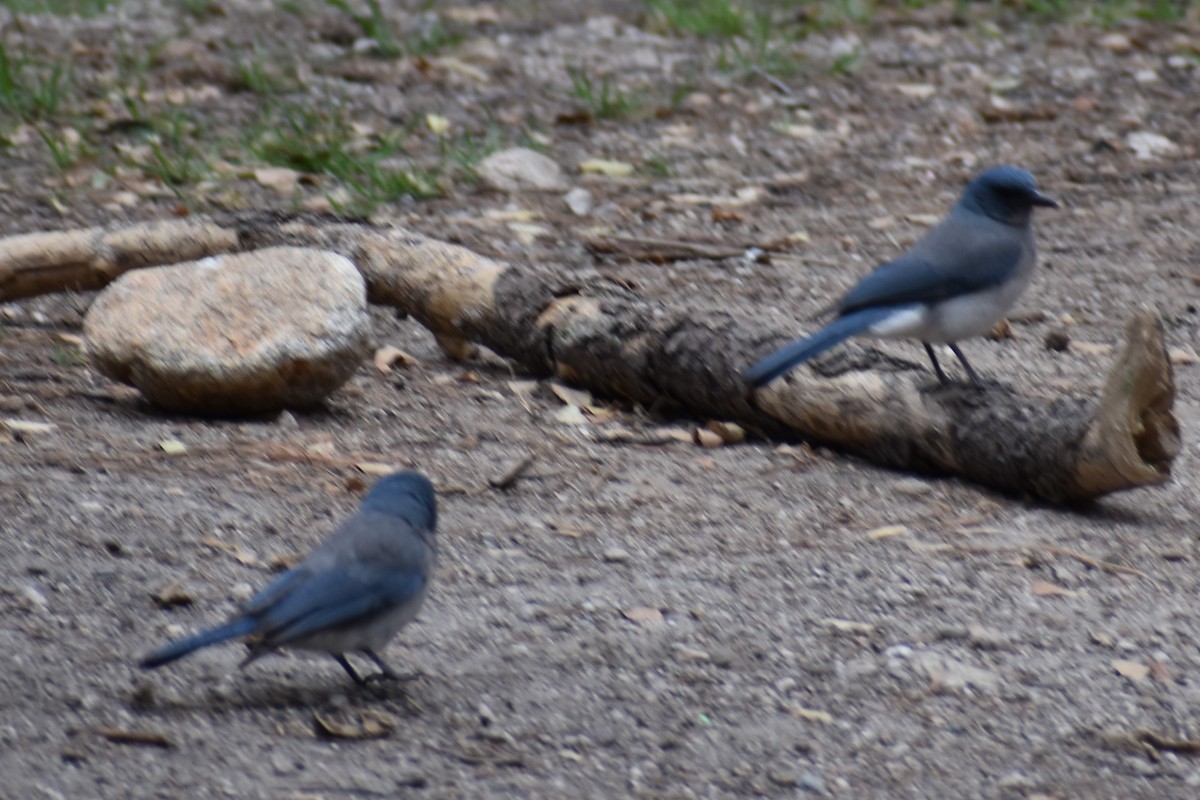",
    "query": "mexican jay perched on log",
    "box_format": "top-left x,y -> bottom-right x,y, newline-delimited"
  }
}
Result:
140,471 -> 437,685
744,166 -> 1057,386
